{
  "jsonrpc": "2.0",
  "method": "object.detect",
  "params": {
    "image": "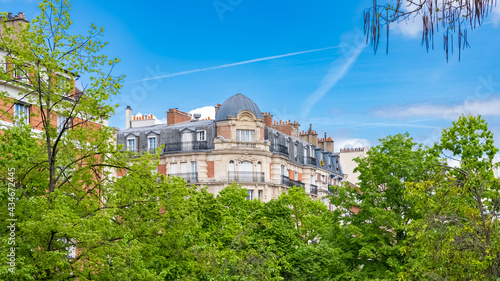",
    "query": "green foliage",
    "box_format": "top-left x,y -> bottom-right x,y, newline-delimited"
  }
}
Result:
402,115 -> 500,280
330,133 -> 439,279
